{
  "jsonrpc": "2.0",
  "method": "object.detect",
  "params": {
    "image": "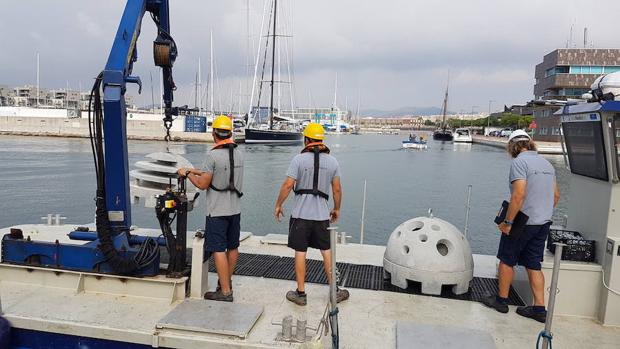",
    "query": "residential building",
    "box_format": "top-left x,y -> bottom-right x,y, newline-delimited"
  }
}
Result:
532,48 -> 620,141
